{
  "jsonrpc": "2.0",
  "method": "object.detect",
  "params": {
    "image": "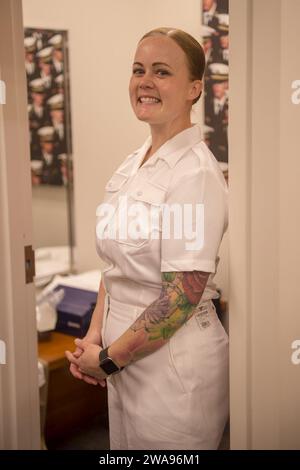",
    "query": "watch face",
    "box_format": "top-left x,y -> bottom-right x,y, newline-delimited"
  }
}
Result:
100,357 -> 119,375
